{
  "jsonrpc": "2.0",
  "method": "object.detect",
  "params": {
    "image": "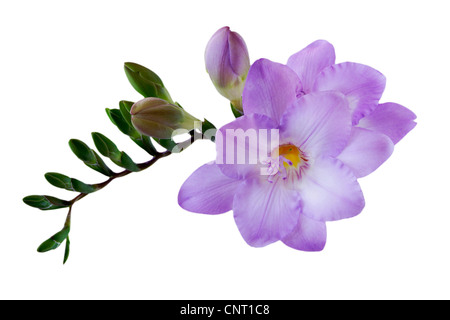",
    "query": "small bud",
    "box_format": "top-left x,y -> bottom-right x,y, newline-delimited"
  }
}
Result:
130,98 -> 200,139
205,27 -> 250,112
